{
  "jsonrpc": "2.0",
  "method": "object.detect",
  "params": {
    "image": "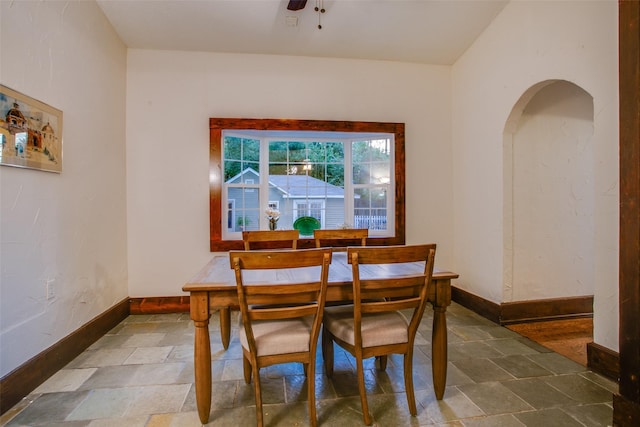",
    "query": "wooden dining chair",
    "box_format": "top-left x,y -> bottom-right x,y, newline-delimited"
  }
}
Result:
313,228 -> 368,249
321,244 -> 436,425
242,229 -> 299,250
230,248 -> 332,427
